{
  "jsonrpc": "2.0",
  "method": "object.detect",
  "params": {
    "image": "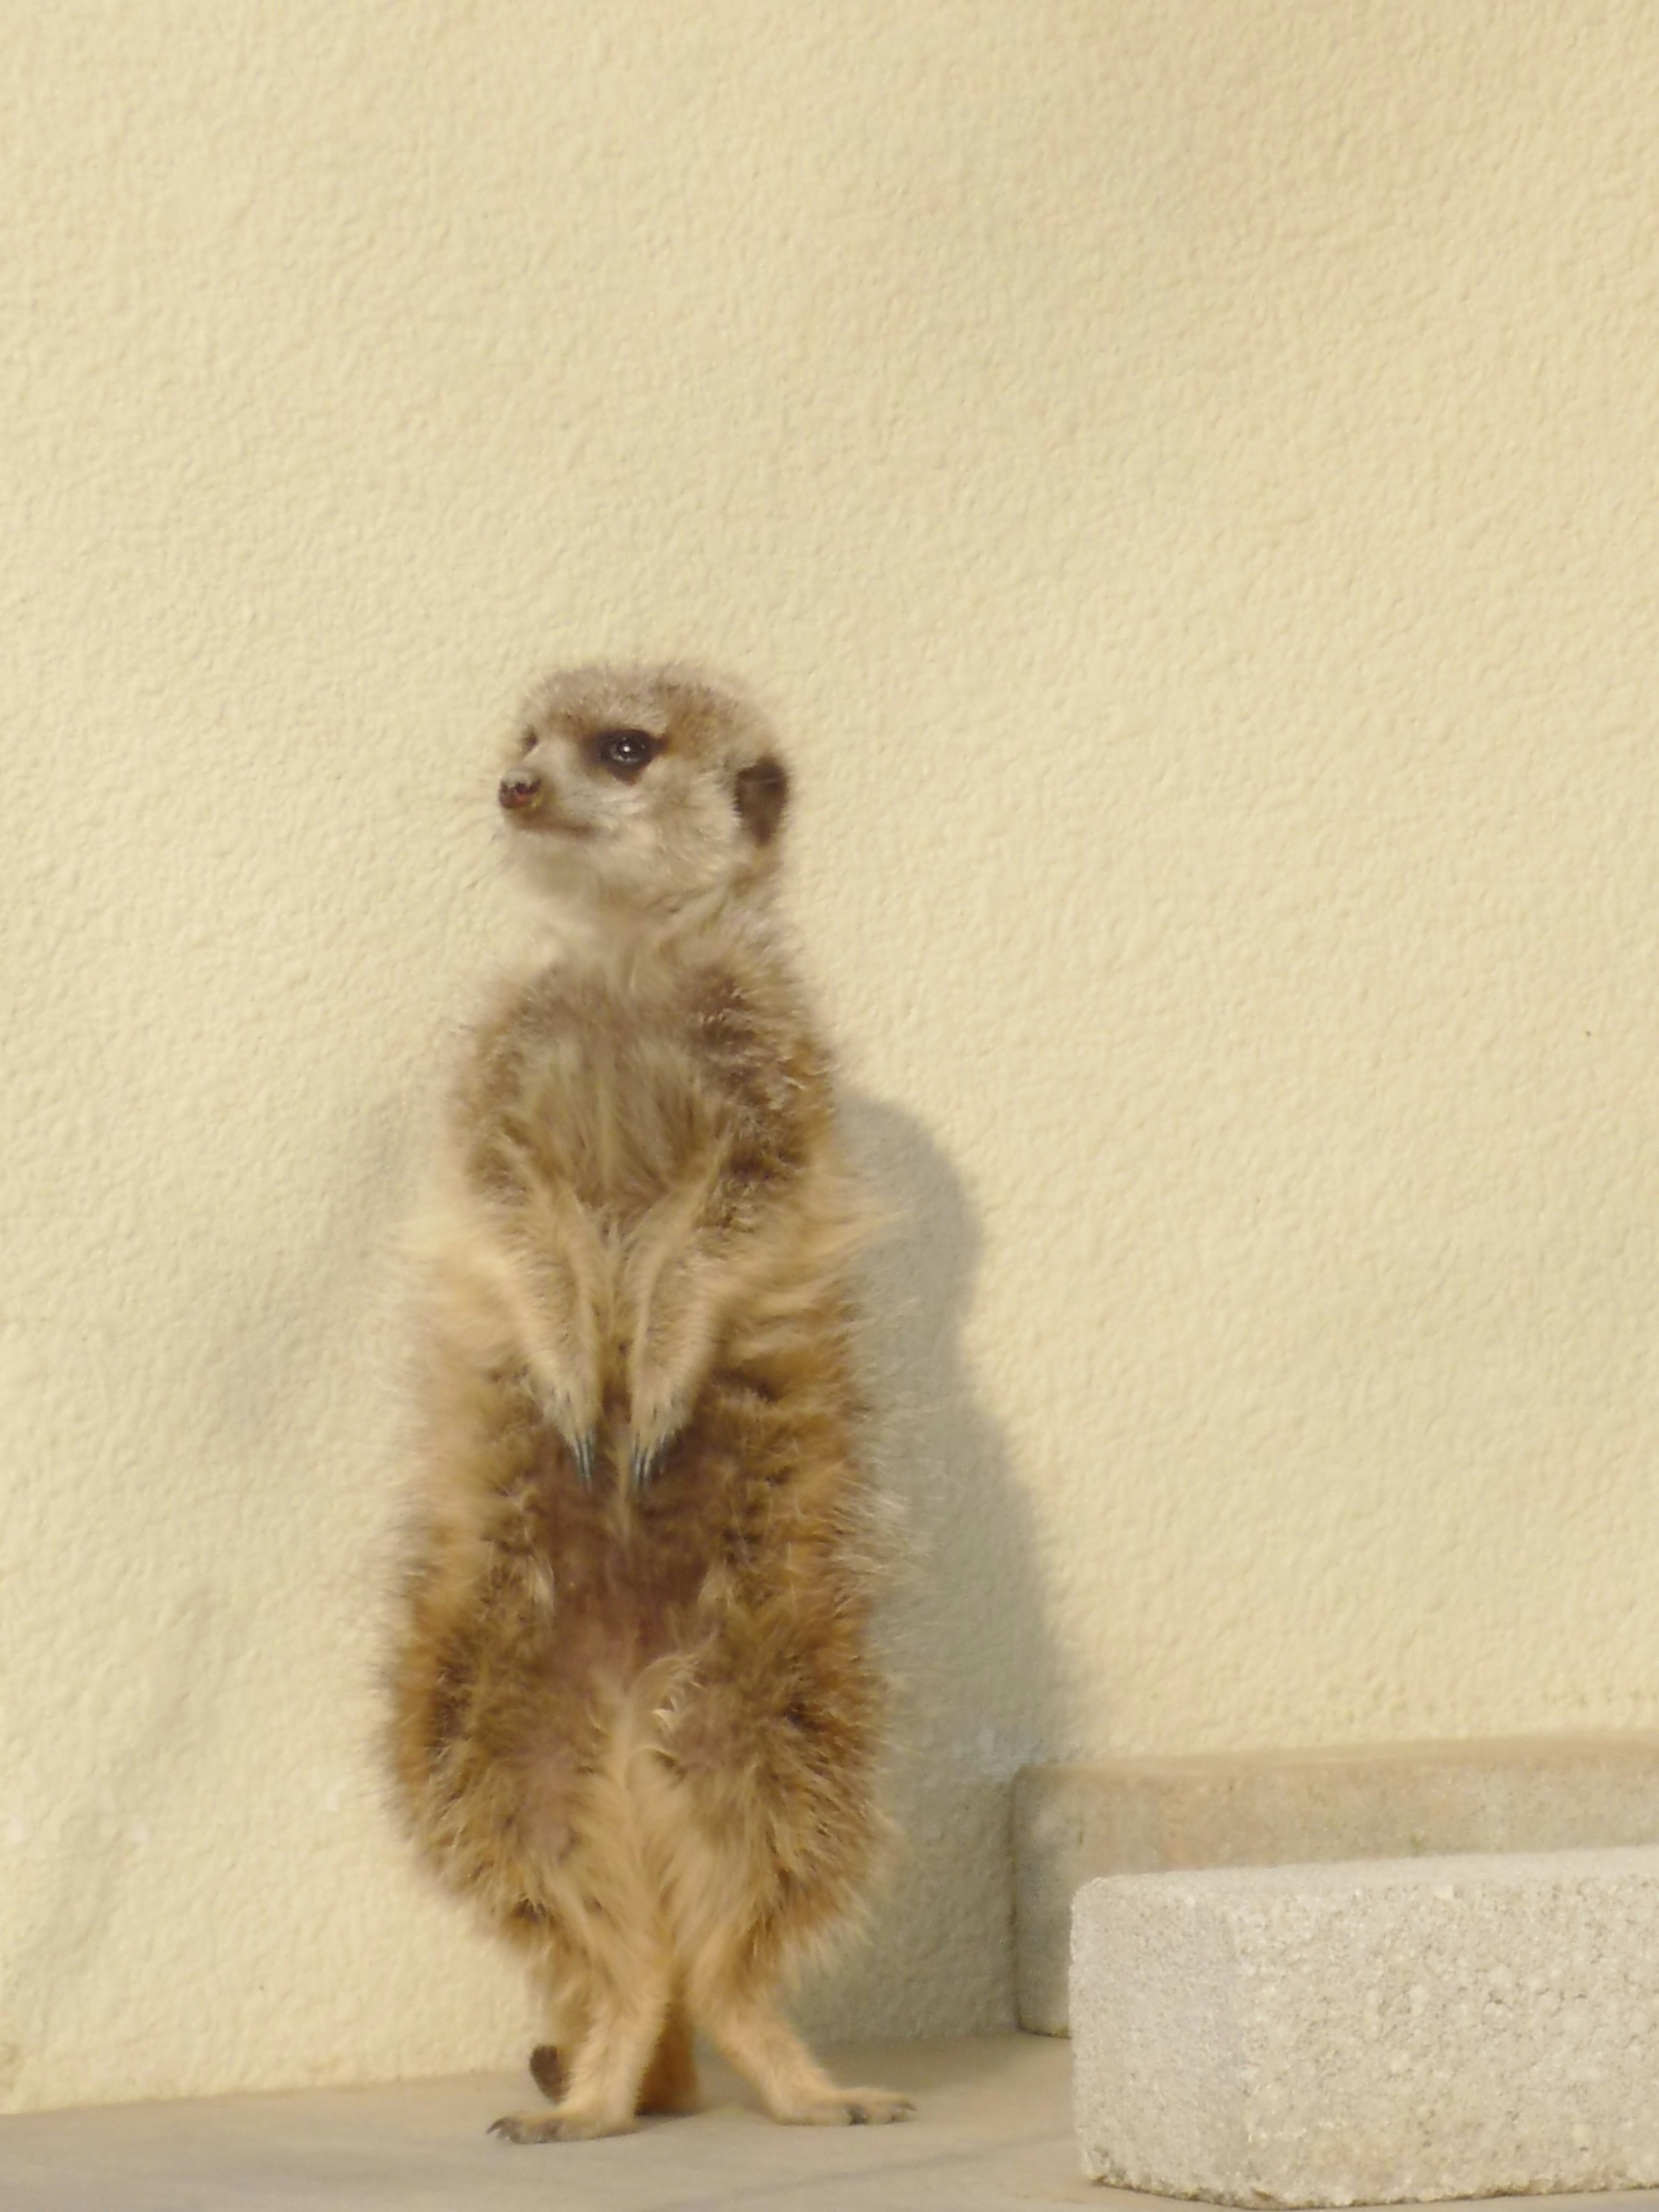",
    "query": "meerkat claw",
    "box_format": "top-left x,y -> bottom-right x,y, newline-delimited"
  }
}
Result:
629,1439 -> 660,1490
572,1430 -> 595,1485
